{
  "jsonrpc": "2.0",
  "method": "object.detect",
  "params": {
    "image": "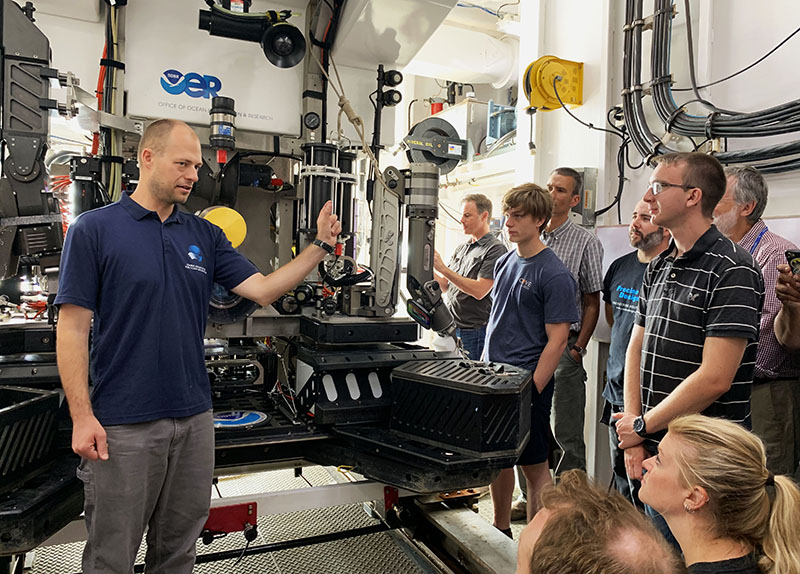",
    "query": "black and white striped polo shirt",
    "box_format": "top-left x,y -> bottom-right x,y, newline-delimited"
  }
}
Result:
635,226 -> 764,442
